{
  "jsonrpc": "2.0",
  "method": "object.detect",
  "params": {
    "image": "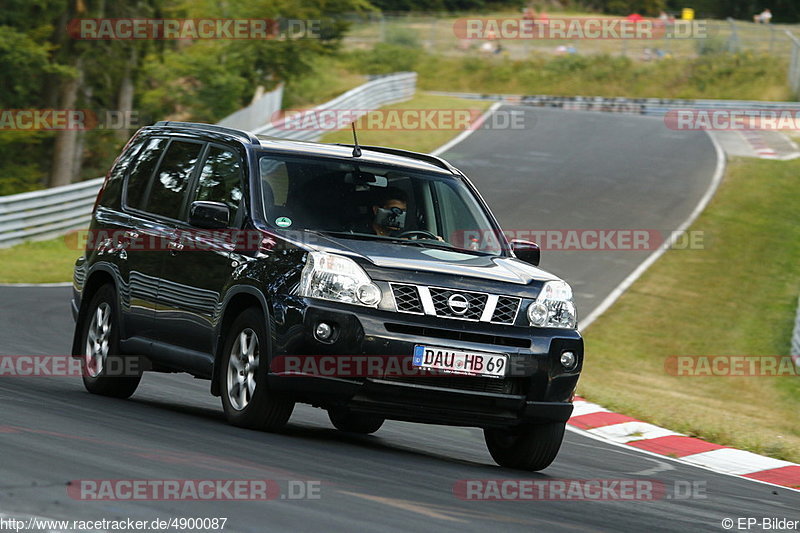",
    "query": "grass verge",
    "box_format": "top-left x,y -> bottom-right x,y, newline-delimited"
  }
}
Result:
0,236 -> 78,284
319,92 -> 490,152
343,47 -> 792,101
579,156 -> 800,463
